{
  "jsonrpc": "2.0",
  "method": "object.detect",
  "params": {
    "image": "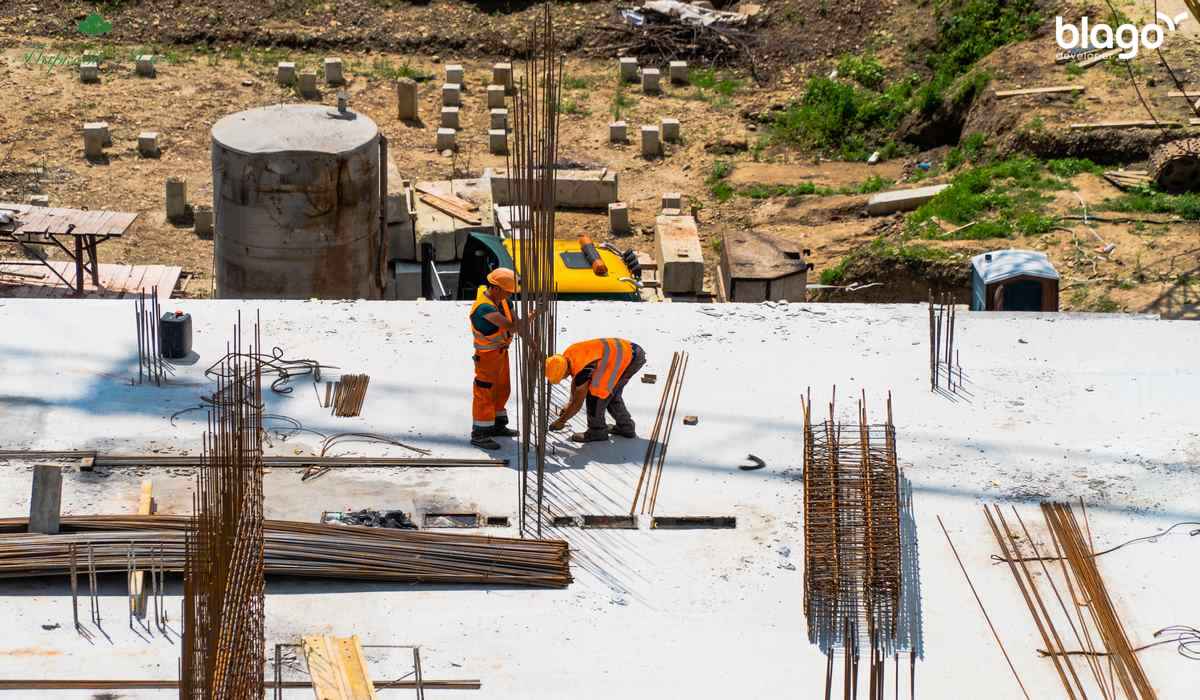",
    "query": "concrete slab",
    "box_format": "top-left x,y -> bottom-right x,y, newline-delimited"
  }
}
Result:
0,300 -> 1197,698
486,167 -> 619,209
866,184 -> 950,216
655,214 -> 704,293
493,204 -> 530,239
